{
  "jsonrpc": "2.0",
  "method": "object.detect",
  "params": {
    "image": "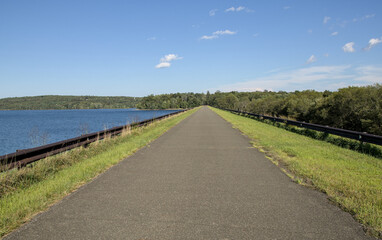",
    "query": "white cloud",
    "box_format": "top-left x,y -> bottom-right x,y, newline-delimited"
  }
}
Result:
225,6 -> 251,12
306,55 -> 317,64
353,13 -> 375,22
214,65 -> 382,92
343,42 -> 355,53
236,6 -> 245,11
364,14 -> 375,19
160,54 -> 182,62
331,14 -> 375,29
209,9 -> 218,16
323,16 -> 331,24
213,30 -> 237,35
200,35 -> 218,40
354,66 -> 382,83
225,7 -> 235,12
331,32 -> 338,36
155,54 -> 182,69
363,37 -> 382,51
216,65 -> 354,92
155,62 -> 171,69
283,6 -> 291,10
200,29 -> 237,40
